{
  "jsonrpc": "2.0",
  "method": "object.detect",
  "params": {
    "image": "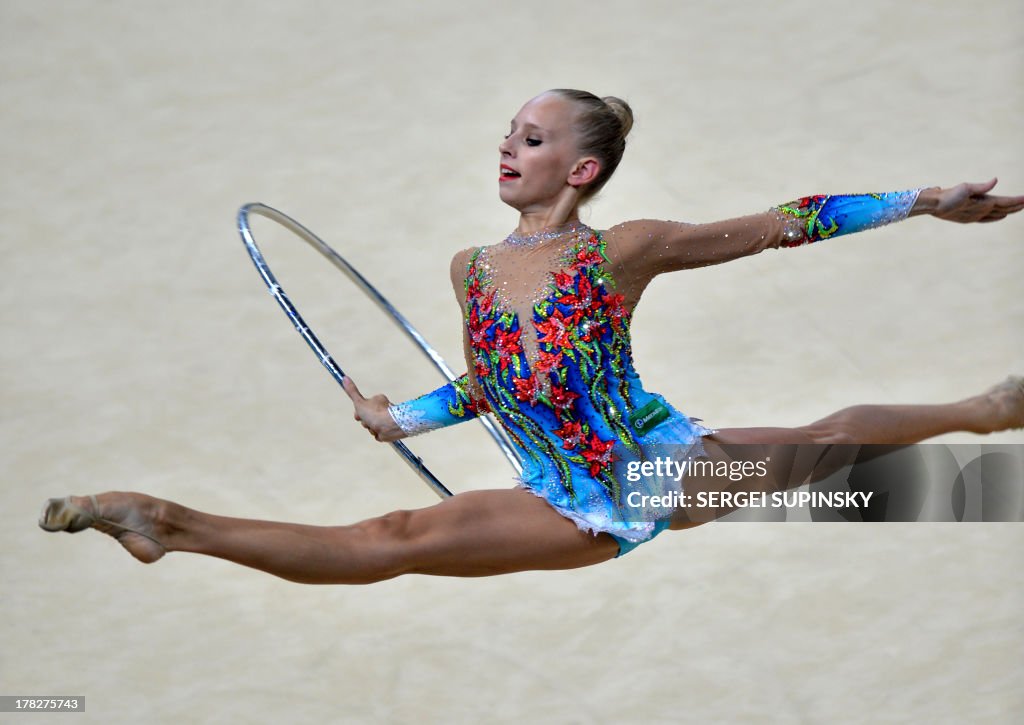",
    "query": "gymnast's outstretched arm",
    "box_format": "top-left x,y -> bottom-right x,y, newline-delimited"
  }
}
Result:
604,178 -> 1024,281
